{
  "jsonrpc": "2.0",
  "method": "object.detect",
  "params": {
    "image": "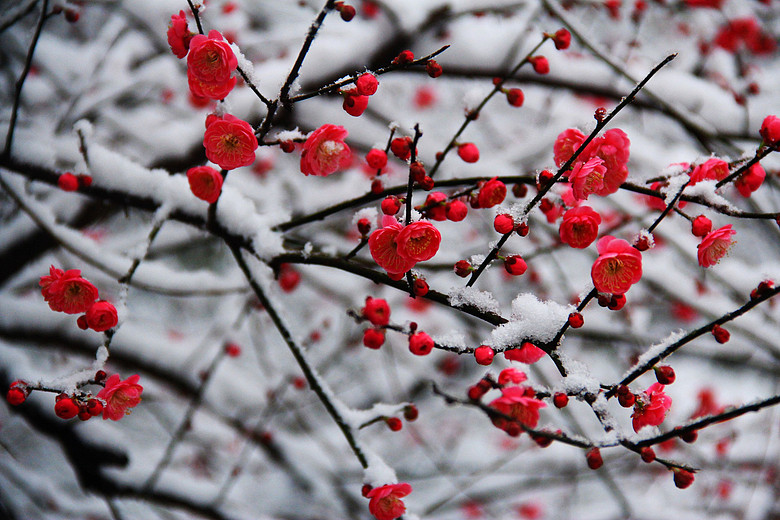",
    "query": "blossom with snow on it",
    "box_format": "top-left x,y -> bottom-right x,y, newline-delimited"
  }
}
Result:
690,158 -> 729,184
365,483 -> 412,520
40,266 -> 99,314
489,386 -> 546,435
591,236 -> 643,294
97,374 -> 143,421
632,382 -> 672,432
697,225 -> 736,268
300,124 -> 352,176
203,114 -> 258,170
